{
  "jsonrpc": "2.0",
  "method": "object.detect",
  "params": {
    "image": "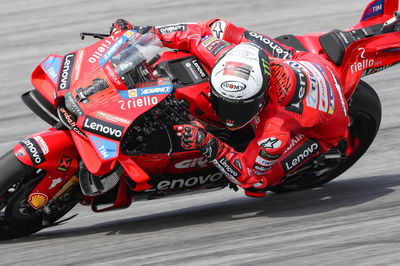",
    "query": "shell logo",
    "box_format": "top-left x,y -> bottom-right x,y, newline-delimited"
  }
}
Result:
128,90 -> 137,97
28,193 -> 48,209
124,31 -> 134,37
